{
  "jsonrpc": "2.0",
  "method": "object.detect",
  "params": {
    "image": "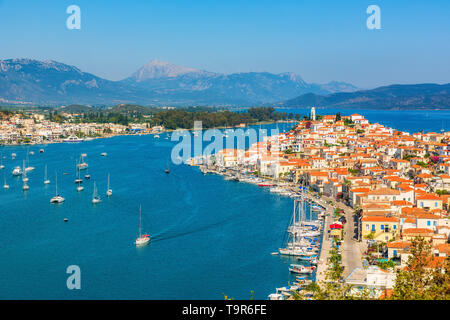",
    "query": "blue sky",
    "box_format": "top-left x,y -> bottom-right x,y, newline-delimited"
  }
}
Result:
0,0 -> 449,88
